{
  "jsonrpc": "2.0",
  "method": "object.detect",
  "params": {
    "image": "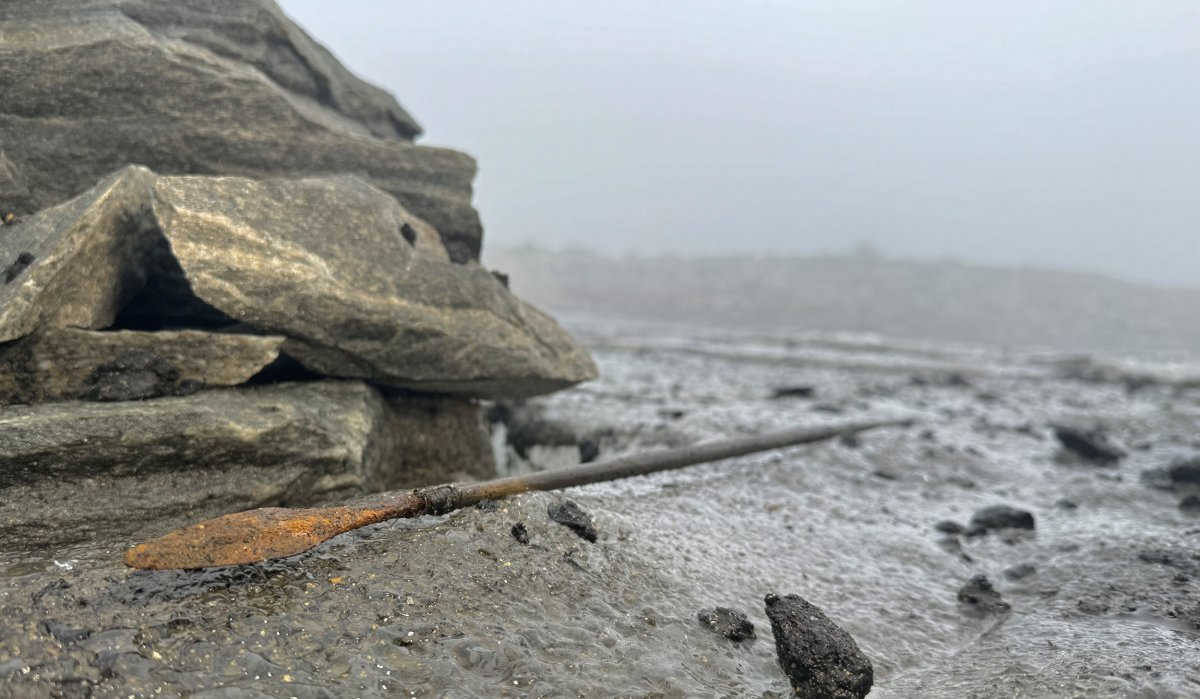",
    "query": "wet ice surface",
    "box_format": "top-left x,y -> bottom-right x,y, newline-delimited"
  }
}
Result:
4,316 -> 1200,697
